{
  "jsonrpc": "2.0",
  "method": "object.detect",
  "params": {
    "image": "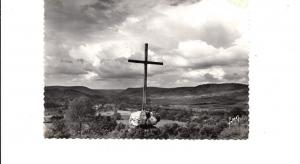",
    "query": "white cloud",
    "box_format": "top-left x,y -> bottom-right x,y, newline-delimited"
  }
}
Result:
183,67 -> 225,80
84,71 -> 98,80
45,0 -> 249,88
69,44 -> 101,66
172,39 -> 248,69
177,40 -> 217,58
